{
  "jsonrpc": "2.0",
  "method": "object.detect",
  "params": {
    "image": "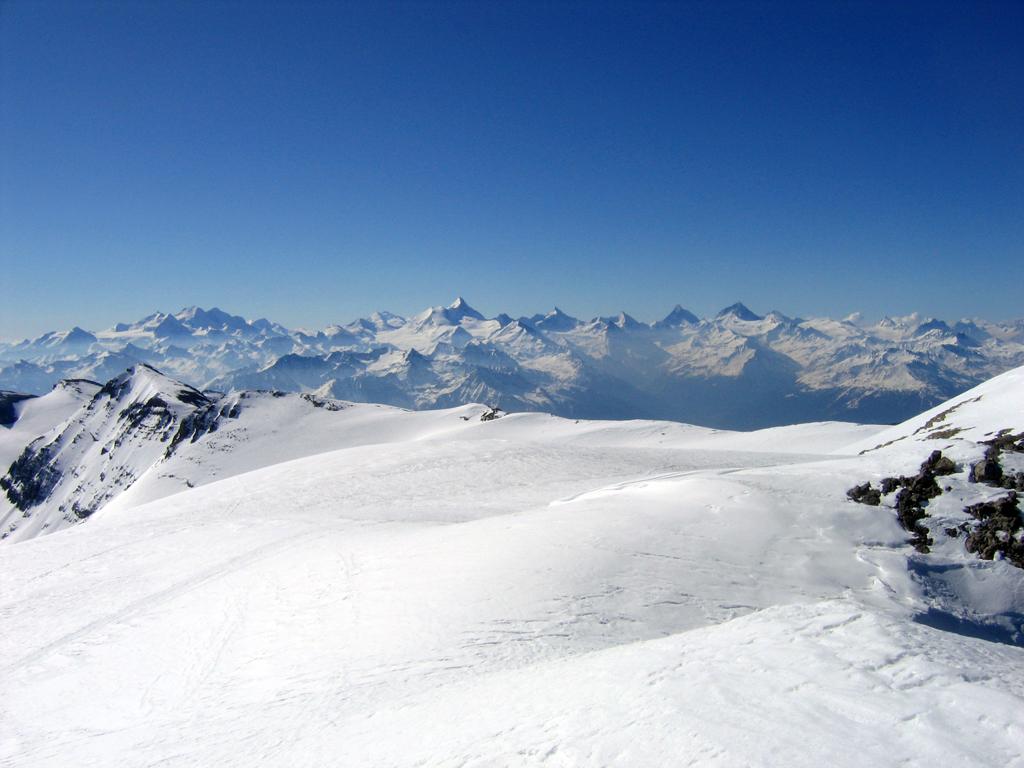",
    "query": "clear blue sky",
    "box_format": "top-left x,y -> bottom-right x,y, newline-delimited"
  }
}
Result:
1,0 -> 1022,339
